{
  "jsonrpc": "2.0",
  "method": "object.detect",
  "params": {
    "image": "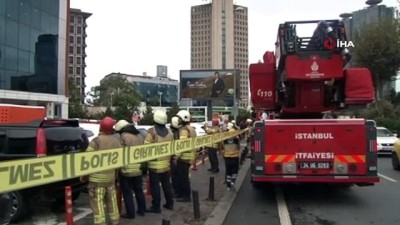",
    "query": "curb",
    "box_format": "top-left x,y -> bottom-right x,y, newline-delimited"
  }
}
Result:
203,158 -> 251,225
